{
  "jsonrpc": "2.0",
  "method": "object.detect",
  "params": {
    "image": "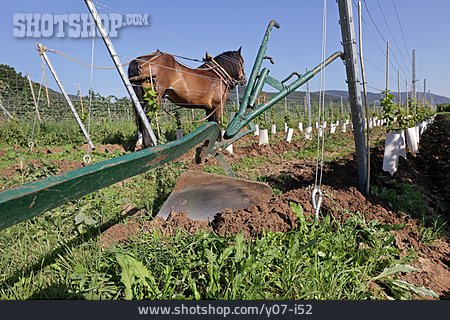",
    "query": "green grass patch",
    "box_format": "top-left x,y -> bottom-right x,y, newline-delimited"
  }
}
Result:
1,205 -> 434,300
372,183 -> 445,244
231,156 -> 269,172
203,165 -> 226,176
0,120 -> 136,148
